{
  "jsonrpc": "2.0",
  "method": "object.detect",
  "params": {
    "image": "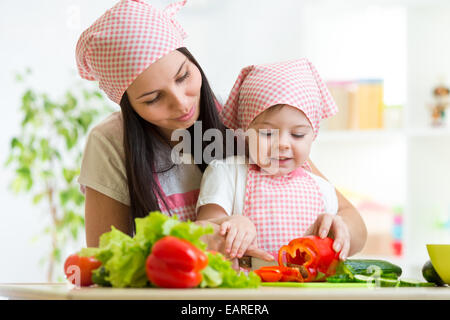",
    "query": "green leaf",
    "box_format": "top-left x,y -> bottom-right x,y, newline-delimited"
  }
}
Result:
40,170 -> 54,180
93,91 -> 103,99
43,97 -> 56,115
53,248 -> 62,262
62,168 -> 79,184
62,92 -> 77,112
11,137 -> 23,150
70,225 -> 79,240
200,252 -> 260,288
15,167 -> 33,191
32,192 -> 46,204
77,112 -> 94,133
4,154 -> 15,167
11,176 -> 28,193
